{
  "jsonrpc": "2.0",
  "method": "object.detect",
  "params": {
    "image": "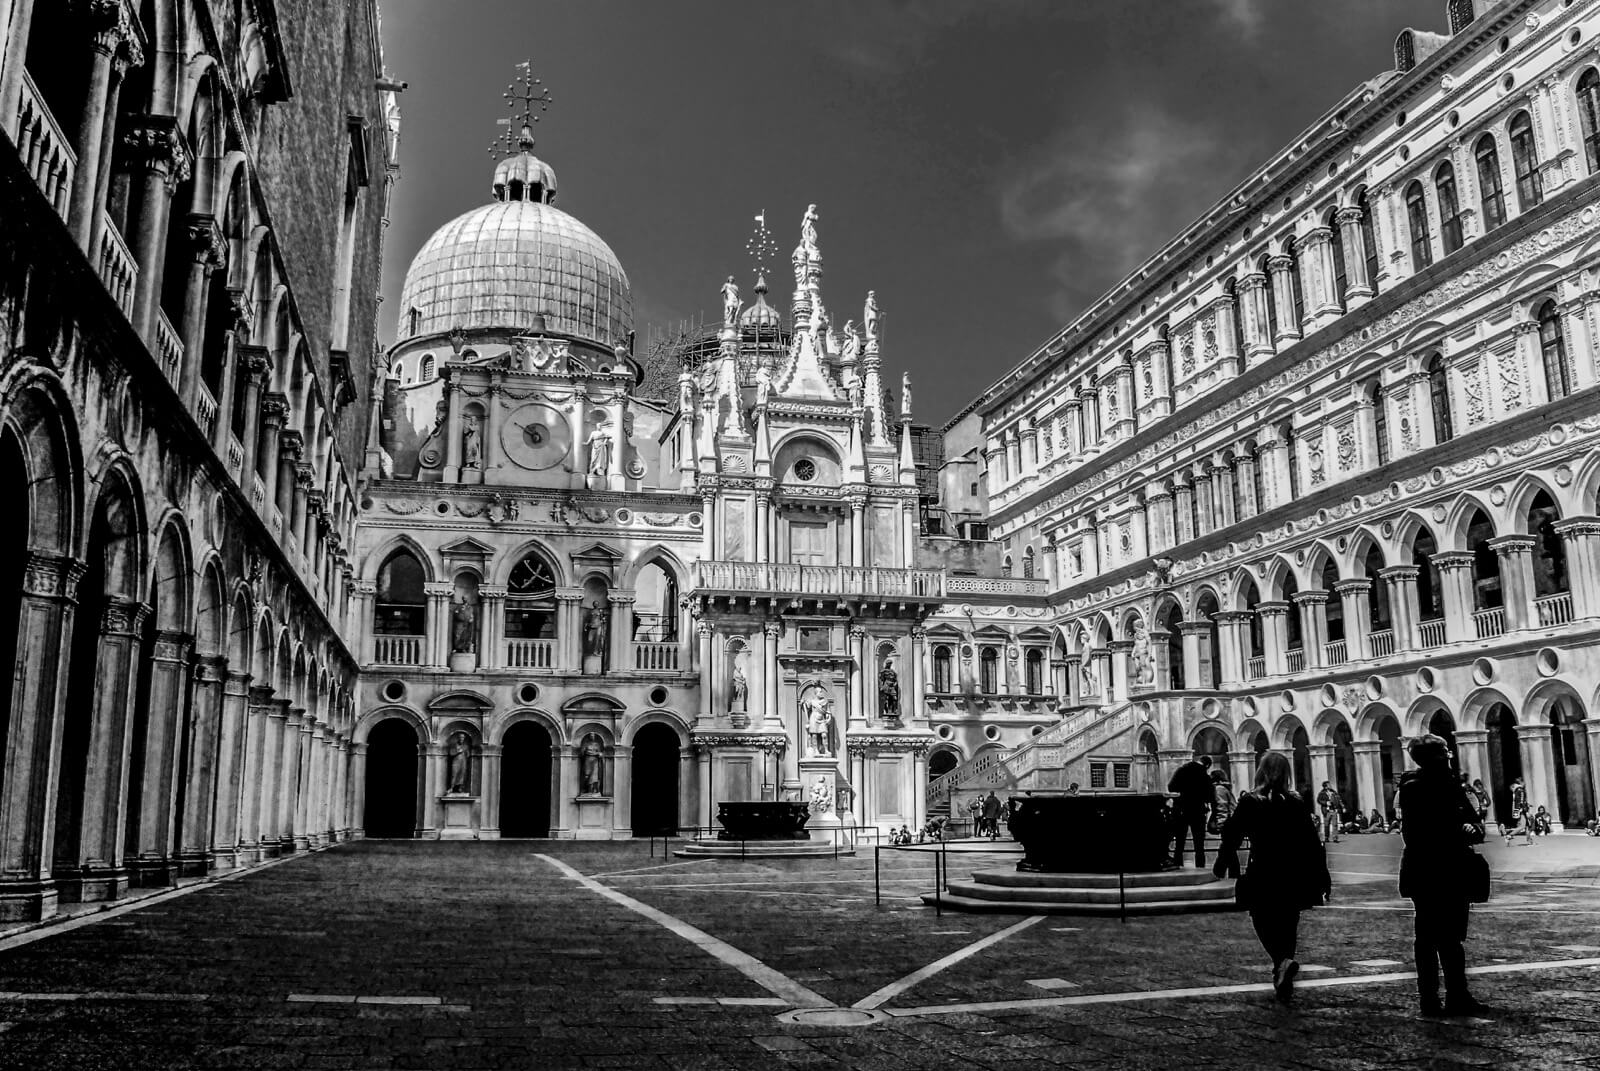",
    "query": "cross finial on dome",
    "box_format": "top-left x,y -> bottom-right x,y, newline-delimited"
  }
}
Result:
745,210 -> 777,283
488,59 -> 553,158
